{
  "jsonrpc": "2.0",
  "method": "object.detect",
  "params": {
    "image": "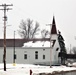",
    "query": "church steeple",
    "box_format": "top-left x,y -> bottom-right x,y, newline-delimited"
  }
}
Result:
51,16 -> 57,34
